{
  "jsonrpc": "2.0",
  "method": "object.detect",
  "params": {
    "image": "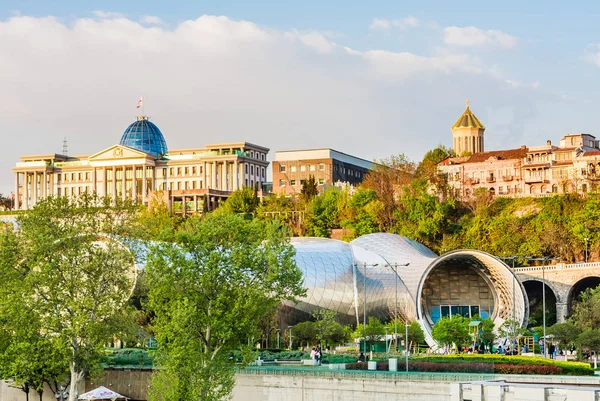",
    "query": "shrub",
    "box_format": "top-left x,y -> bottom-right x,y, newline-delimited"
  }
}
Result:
494,364 -> 562,375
